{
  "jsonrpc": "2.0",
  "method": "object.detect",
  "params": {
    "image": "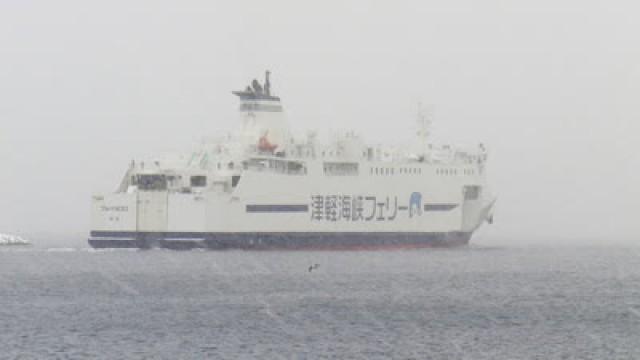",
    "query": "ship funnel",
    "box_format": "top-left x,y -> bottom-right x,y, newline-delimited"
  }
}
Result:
232,71 -> 291,153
